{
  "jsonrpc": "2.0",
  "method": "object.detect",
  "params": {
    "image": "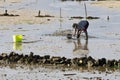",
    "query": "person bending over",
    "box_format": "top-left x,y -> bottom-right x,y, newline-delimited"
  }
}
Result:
72,20 -> 89,40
